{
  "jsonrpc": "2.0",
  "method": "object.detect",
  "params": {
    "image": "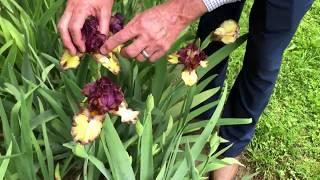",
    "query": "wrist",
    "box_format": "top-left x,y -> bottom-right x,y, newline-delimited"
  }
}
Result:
163,0 -> 207,25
